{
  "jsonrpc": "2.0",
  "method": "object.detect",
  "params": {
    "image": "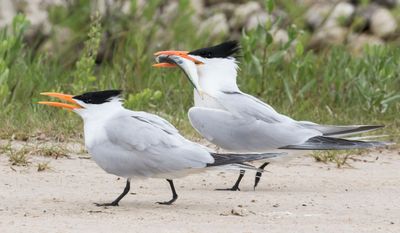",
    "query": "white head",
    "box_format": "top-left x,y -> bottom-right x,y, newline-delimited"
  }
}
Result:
154,41 -> 241,93
39,90 -> 124,121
